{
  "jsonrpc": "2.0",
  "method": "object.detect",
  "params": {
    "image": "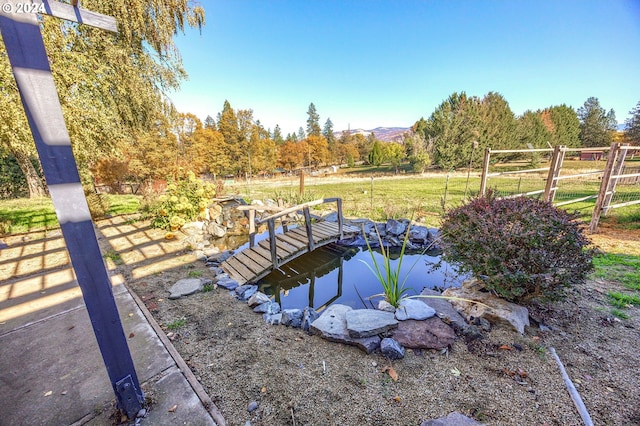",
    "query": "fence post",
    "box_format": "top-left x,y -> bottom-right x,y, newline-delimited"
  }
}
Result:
299,170 -> 305,195
543,145 -> 565,202
589,143 -> 624,232
479,148 -> 491,196
249,209 -> 256,247
303,206 -> 315,251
